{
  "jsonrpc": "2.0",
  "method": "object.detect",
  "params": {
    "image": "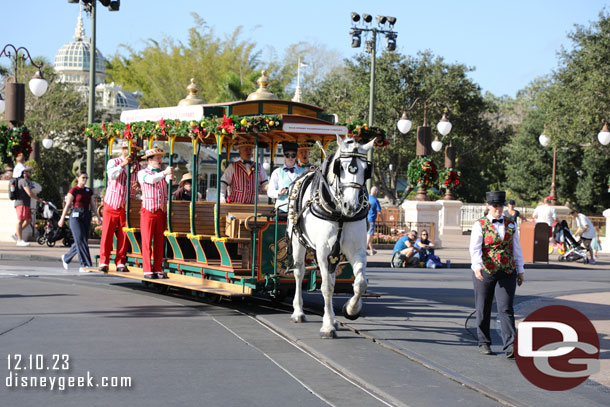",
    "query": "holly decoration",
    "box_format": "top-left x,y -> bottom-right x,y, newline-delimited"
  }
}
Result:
342,119 -> 389,147
407,156 -> 438,188
0,125 -> 32,166
439,168 -> 461,189
84,115 -> 283,141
